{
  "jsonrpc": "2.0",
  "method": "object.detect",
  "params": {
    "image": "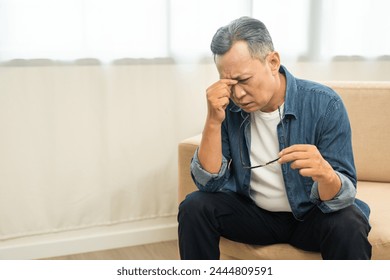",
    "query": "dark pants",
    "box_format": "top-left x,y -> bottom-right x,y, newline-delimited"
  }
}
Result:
178,191 -> 371,260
